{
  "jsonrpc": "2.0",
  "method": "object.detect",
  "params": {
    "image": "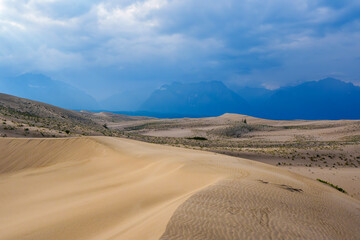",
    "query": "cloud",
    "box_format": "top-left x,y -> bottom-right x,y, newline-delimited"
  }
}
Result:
0,0 -> 359,96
